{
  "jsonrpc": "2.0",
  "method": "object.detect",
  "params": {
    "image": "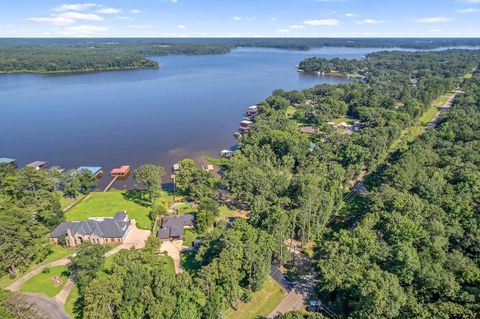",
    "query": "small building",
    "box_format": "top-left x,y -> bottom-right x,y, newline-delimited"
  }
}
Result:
26,161 -> 47,170
157,214 -> 195,241
240,120 -> 253,126
78,166 -> 103,177
0,158 -> 17,168
300,126 -> 317,135
50,211 -> 131,246
172,163 -> 180,172
220,150 -> 234,158
110,165 -> 130,177
334,122 -> 352,130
